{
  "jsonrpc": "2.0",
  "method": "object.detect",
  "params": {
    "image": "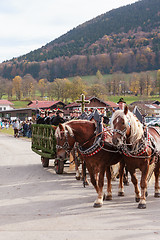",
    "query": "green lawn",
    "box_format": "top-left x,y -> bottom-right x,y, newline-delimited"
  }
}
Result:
0,126 -> 14,135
